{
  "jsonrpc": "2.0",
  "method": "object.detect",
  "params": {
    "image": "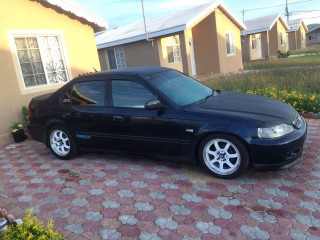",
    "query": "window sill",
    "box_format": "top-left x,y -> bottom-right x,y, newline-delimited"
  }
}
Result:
20,82 -> 67,95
